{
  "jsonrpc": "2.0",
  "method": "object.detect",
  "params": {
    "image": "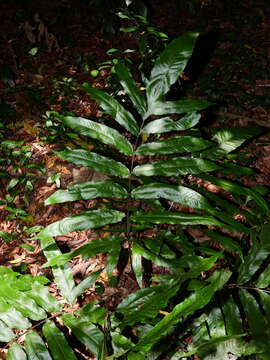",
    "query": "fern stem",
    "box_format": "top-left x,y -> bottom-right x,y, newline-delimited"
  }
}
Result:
125,118 -> 148,238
